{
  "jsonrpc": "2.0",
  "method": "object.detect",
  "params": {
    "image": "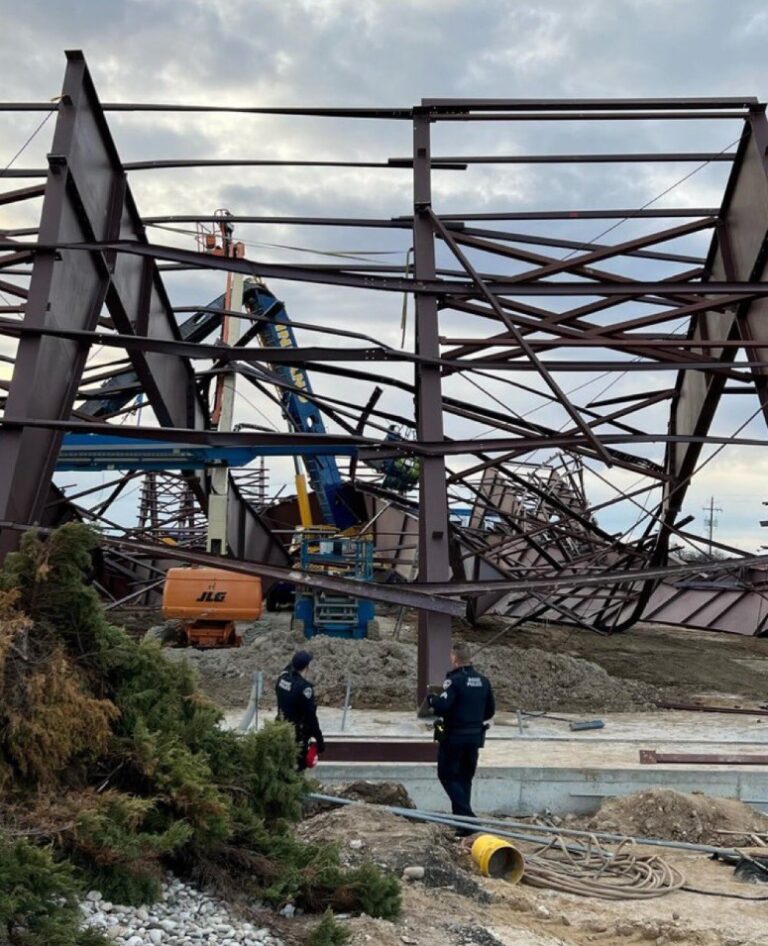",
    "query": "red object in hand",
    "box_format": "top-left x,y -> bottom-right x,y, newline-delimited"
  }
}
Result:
305,743 -> 319,769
